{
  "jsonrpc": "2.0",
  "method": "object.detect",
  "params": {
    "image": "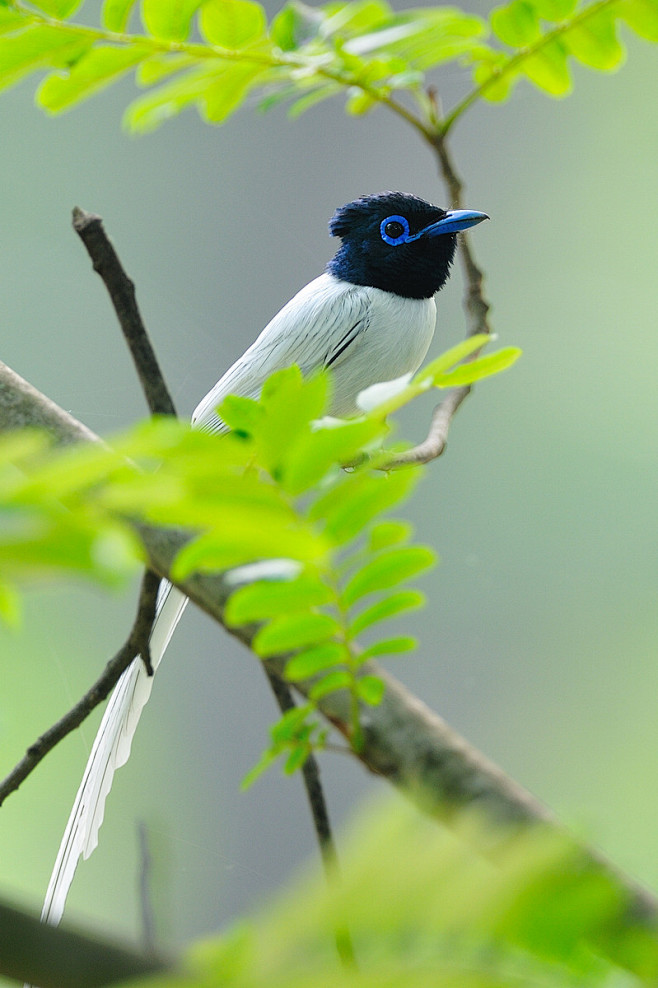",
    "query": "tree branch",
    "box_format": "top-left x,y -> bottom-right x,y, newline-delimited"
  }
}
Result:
71,206 -> 176,418
0,896 -> 171,988
2,361 -> 658,979
0,569 -> 159,807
